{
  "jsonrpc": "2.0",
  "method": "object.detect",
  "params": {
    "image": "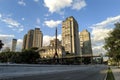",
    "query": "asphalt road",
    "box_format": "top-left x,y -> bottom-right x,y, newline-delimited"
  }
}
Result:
2,65 -> 107,80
